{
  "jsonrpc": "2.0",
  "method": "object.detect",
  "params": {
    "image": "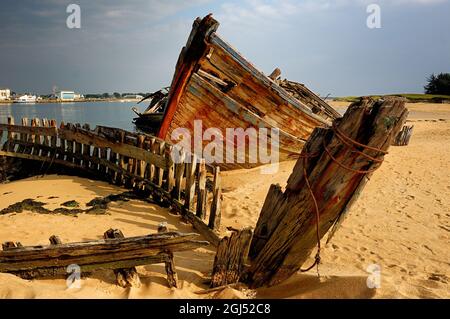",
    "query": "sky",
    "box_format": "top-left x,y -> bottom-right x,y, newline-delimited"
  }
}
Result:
0,0 -> 449,96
